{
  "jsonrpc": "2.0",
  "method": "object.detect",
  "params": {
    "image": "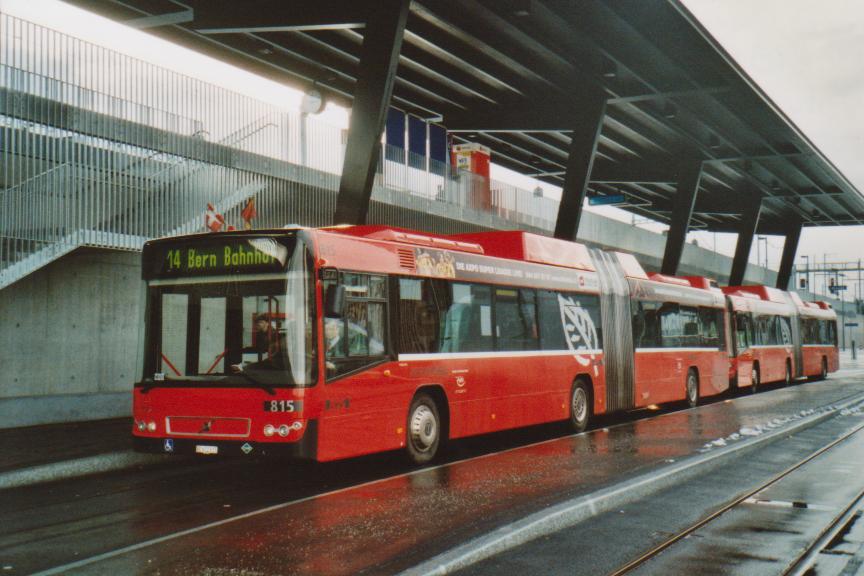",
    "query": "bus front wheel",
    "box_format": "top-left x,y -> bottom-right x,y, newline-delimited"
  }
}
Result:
406,393 -> 441,465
